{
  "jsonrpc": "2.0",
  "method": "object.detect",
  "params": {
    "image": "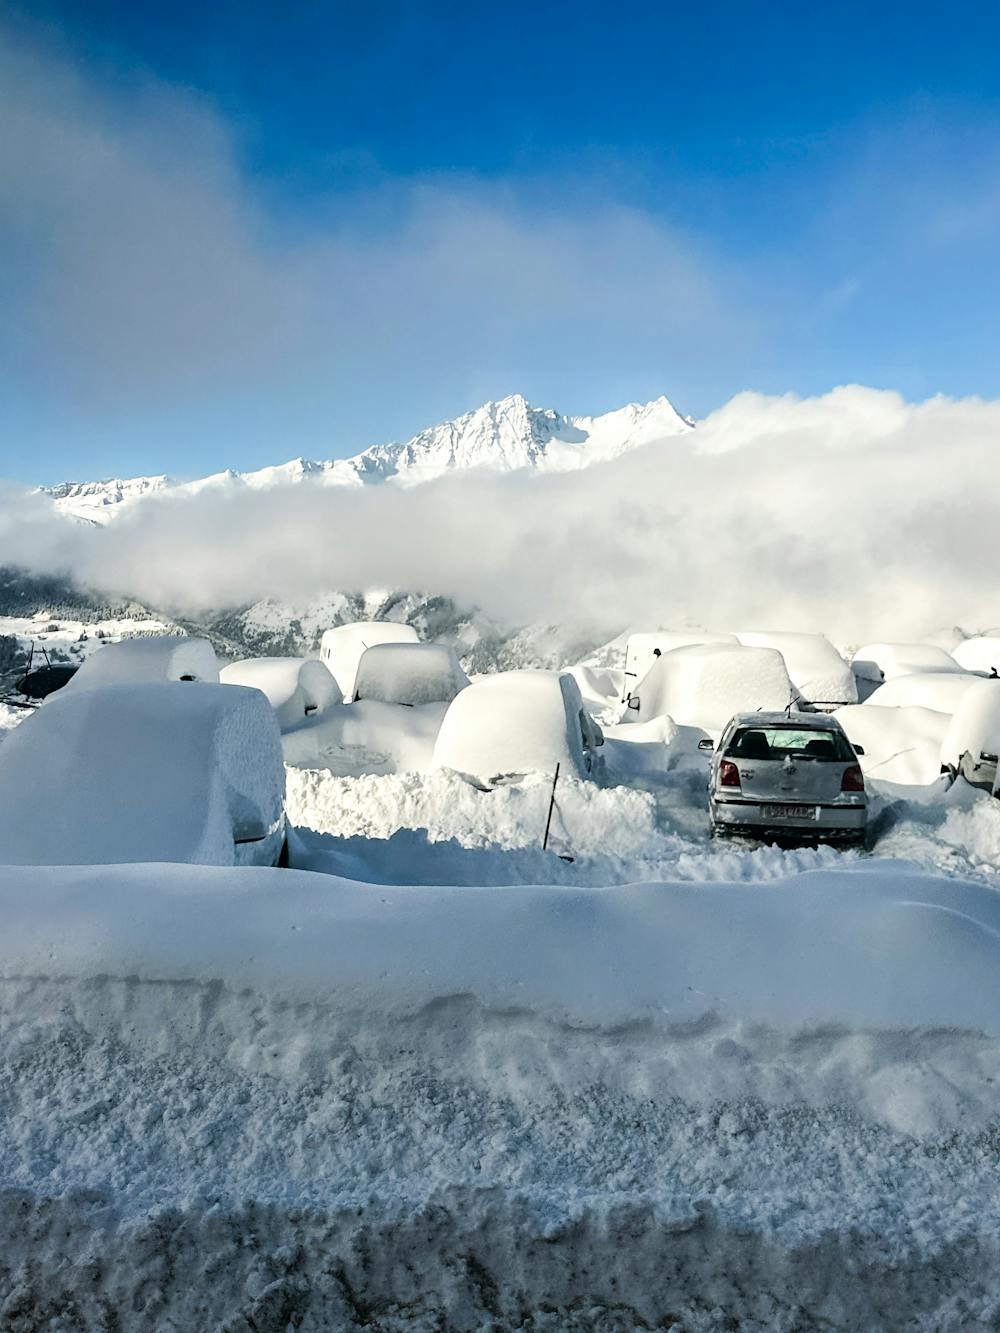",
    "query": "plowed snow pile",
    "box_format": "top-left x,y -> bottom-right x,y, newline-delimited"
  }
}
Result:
5,862 -> 1000,1329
